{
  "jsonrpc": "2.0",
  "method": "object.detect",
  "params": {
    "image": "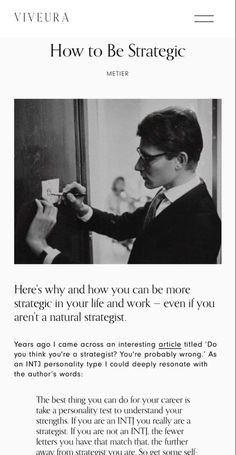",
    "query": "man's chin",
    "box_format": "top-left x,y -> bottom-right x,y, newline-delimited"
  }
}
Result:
144,180 -> 154,189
